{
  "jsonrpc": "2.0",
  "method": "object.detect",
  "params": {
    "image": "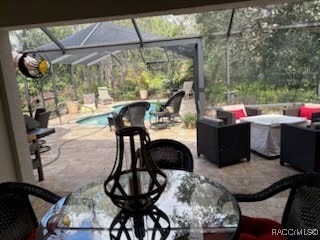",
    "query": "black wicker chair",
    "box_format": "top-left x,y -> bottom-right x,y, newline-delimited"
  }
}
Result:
34,108 -> 46,121
216,105 -> 261,125
234,173 -> 320,240
35,110 -> 51,128
145,139 -> 194,172
280,124 -> 320,172
137,138 -> 194,172
118,101 -> 150,128
0,182 -> 61,240
283,105 -> 320,125
197,116 -> 250,168
161,90 -> 185,122
34,110 -> 52,153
